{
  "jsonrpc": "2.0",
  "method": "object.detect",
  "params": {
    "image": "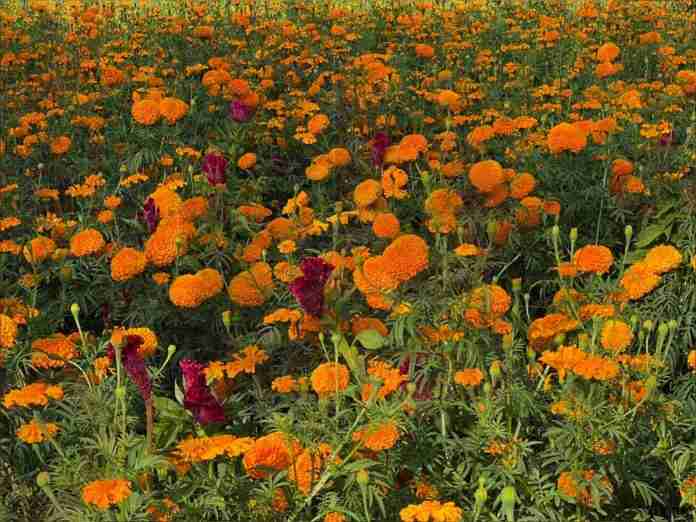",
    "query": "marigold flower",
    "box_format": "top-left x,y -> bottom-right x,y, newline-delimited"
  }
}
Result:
50,135 -> 71,155
111,327 -> 158,358
238,152 -> 257,170
169,274 -> 206,308
619,262 -> 661,300
0,313 -> 17,349
24,235 -> 56,263
70,228 -> 105,257
643,244 -> 682,274
110,247 -> 147,281
414,43 -> 435,58
547,122 -> 587,153
243,432 -> 301,479
324,513 -> 346,522
597,42 -> 620,62
573,245 -> 613,275
382,166 -> 408,199
307,113 -> 330,134
82,479 -> 132,510
328,147 -> 351,167
509,172 -> 536,199
131,98 -> 161,125
272,375 -> 298,393
600,320 -> 633,353
16,419 -> 58,444
382,234 -> 429,282
2,382 -> 63,409
469,160 -> 505,193
159,97 -> 188,124
228,262 -> 274,307
353,421 -> 400,451
372,212 -> 401,238
311,362 -> 350,397
454,243 -> 484,257
400,500 -> 463,522
354,179 -> 383,207
454,368 -> 484,387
